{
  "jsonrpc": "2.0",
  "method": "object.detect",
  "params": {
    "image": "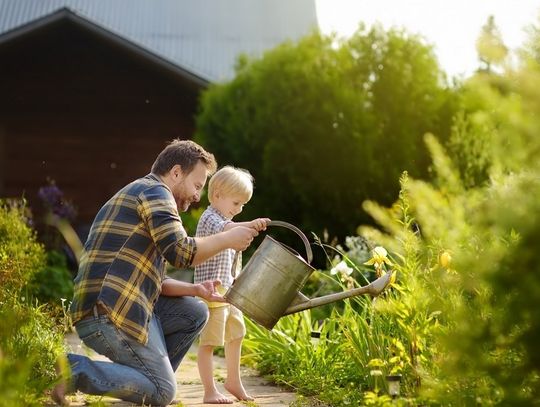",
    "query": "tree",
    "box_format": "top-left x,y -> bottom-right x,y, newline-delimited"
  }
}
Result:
476,15 -> 508,73
522,11 -> 540,64
195,26 -> 456,245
